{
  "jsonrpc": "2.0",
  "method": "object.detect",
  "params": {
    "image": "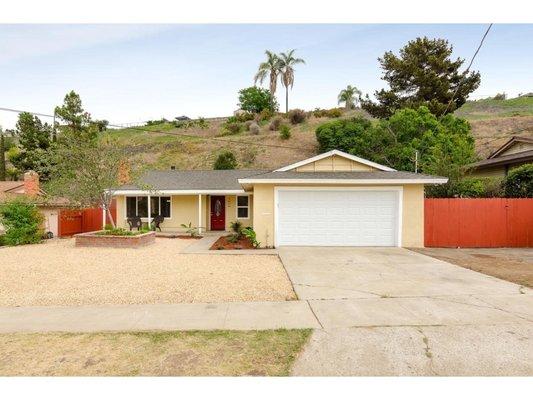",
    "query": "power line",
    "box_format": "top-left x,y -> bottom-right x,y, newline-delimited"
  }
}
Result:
440,23 -> 493,117
0,106 -> 313,151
